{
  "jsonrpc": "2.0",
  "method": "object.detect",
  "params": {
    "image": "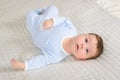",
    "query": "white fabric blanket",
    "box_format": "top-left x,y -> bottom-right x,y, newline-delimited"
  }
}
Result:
96,0 -> 120,18
0,0 -> 120,80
